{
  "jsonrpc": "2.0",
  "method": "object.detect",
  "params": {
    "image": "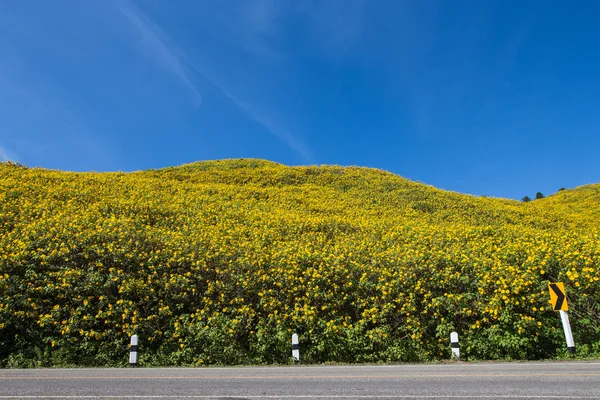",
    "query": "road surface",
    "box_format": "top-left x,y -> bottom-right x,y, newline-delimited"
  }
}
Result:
1,362 -> 599,399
